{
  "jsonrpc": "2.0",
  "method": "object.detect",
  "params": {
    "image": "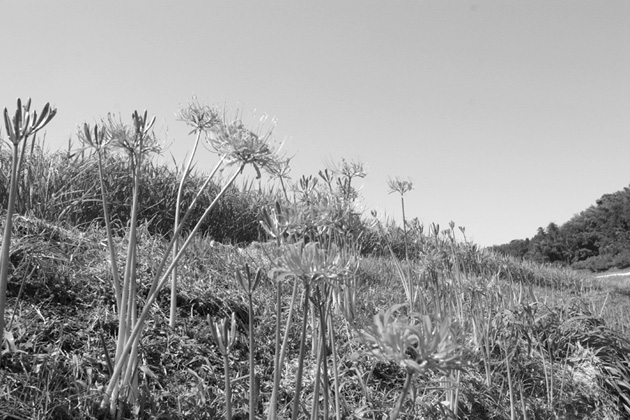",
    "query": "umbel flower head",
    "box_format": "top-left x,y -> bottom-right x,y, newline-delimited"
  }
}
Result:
260,201 -> 303,241
79,122 -> 110,152
95,111 -> 161,164
267,156 -> 292,181
207,111 -> 279,179
3,98 -> 57,145
272,242 -> 358,285
177,97 -> 221,135
388,176 -> 414,196
359,304 -> 466,376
